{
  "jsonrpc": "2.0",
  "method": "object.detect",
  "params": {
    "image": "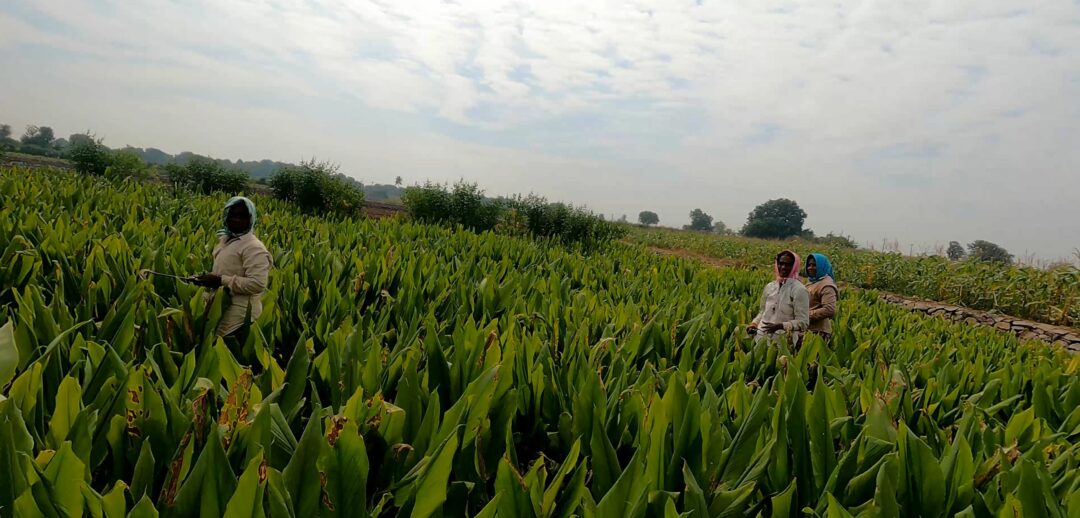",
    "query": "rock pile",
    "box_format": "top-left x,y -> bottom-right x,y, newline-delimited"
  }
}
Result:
879,293 -> 1080,352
